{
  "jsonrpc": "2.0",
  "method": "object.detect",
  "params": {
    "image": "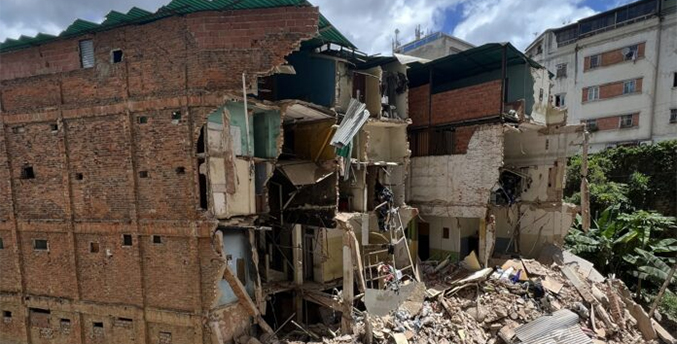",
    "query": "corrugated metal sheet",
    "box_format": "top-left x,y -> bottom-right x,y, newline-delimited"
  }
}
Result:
514,309 -> 592,344
330,98 -> 369,149
0,0 -> 355,53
